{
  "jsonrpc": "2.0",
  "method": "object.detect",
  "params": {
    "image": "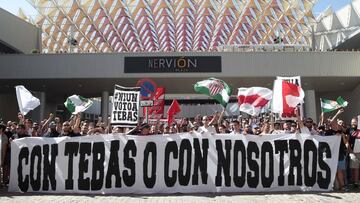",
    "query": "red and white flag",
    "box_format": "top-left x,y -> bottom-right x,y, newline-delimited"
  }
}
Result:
237,87 -> 273,116
272,79 -> 305,117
